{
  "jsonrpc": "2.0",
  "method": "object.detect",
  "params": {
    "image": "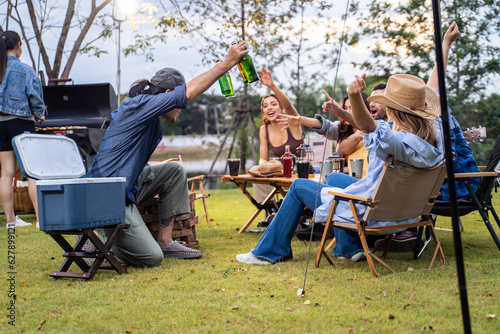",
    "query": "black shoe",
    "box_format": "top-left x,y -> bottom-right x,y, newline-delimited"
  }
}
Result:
257,213 -> 275,228
296,224 -> 333,241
